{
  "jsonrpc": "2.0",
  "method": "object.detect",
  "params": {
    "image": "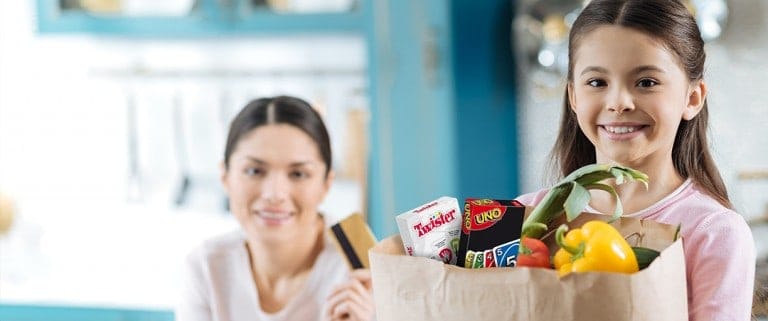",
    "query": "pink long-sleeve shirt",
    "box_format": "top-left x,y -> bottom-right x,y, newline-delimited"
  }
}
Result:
516,178 -> 755,321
